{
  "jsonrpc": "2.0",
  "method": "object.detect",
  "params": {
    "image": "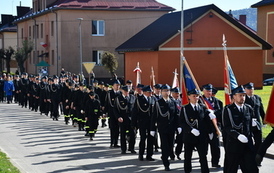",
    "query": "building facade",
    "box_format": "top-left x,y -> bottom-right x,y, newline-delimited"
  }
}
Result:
252,0 -> 274,78
117,4 -> 272,88
14,0 -> 174,78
